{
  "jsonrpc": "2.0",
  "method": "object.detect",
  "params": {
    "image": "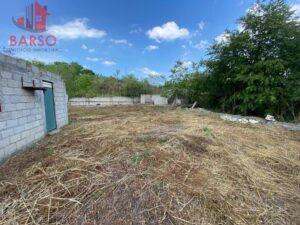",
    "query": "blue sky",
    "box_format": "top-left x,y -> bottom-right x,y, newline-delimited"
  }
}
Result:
1,0 -> 299,82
